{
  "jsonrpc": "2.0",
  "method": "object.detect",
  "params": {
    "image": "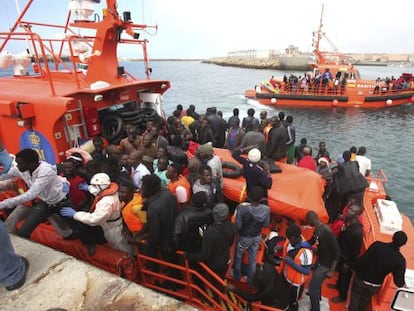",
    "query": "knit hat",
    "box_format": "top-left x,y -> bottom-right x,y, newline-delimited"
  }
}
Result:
213,203 -> 229,223
197,142 -> 213,156
248,148 -> 261,163
318,157 -> 329,166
